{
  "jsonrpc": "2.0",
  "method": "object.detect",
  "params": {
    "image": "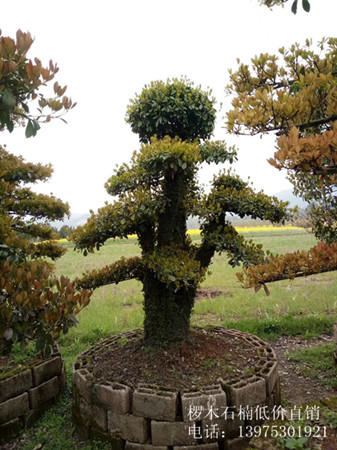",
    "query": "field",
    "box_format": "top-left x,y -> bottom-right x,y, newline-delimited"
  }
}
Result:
55,227 -> 337,361
8,227 -> 337,449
